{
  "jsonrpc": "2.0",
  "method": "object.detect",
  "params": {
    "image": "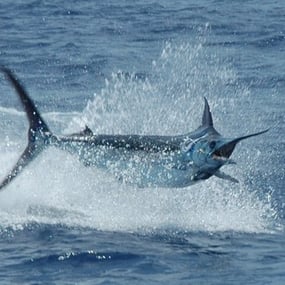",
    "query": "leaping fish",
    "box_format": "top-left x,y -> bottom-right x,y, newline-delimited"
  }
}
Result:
0,67 -> 268,190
